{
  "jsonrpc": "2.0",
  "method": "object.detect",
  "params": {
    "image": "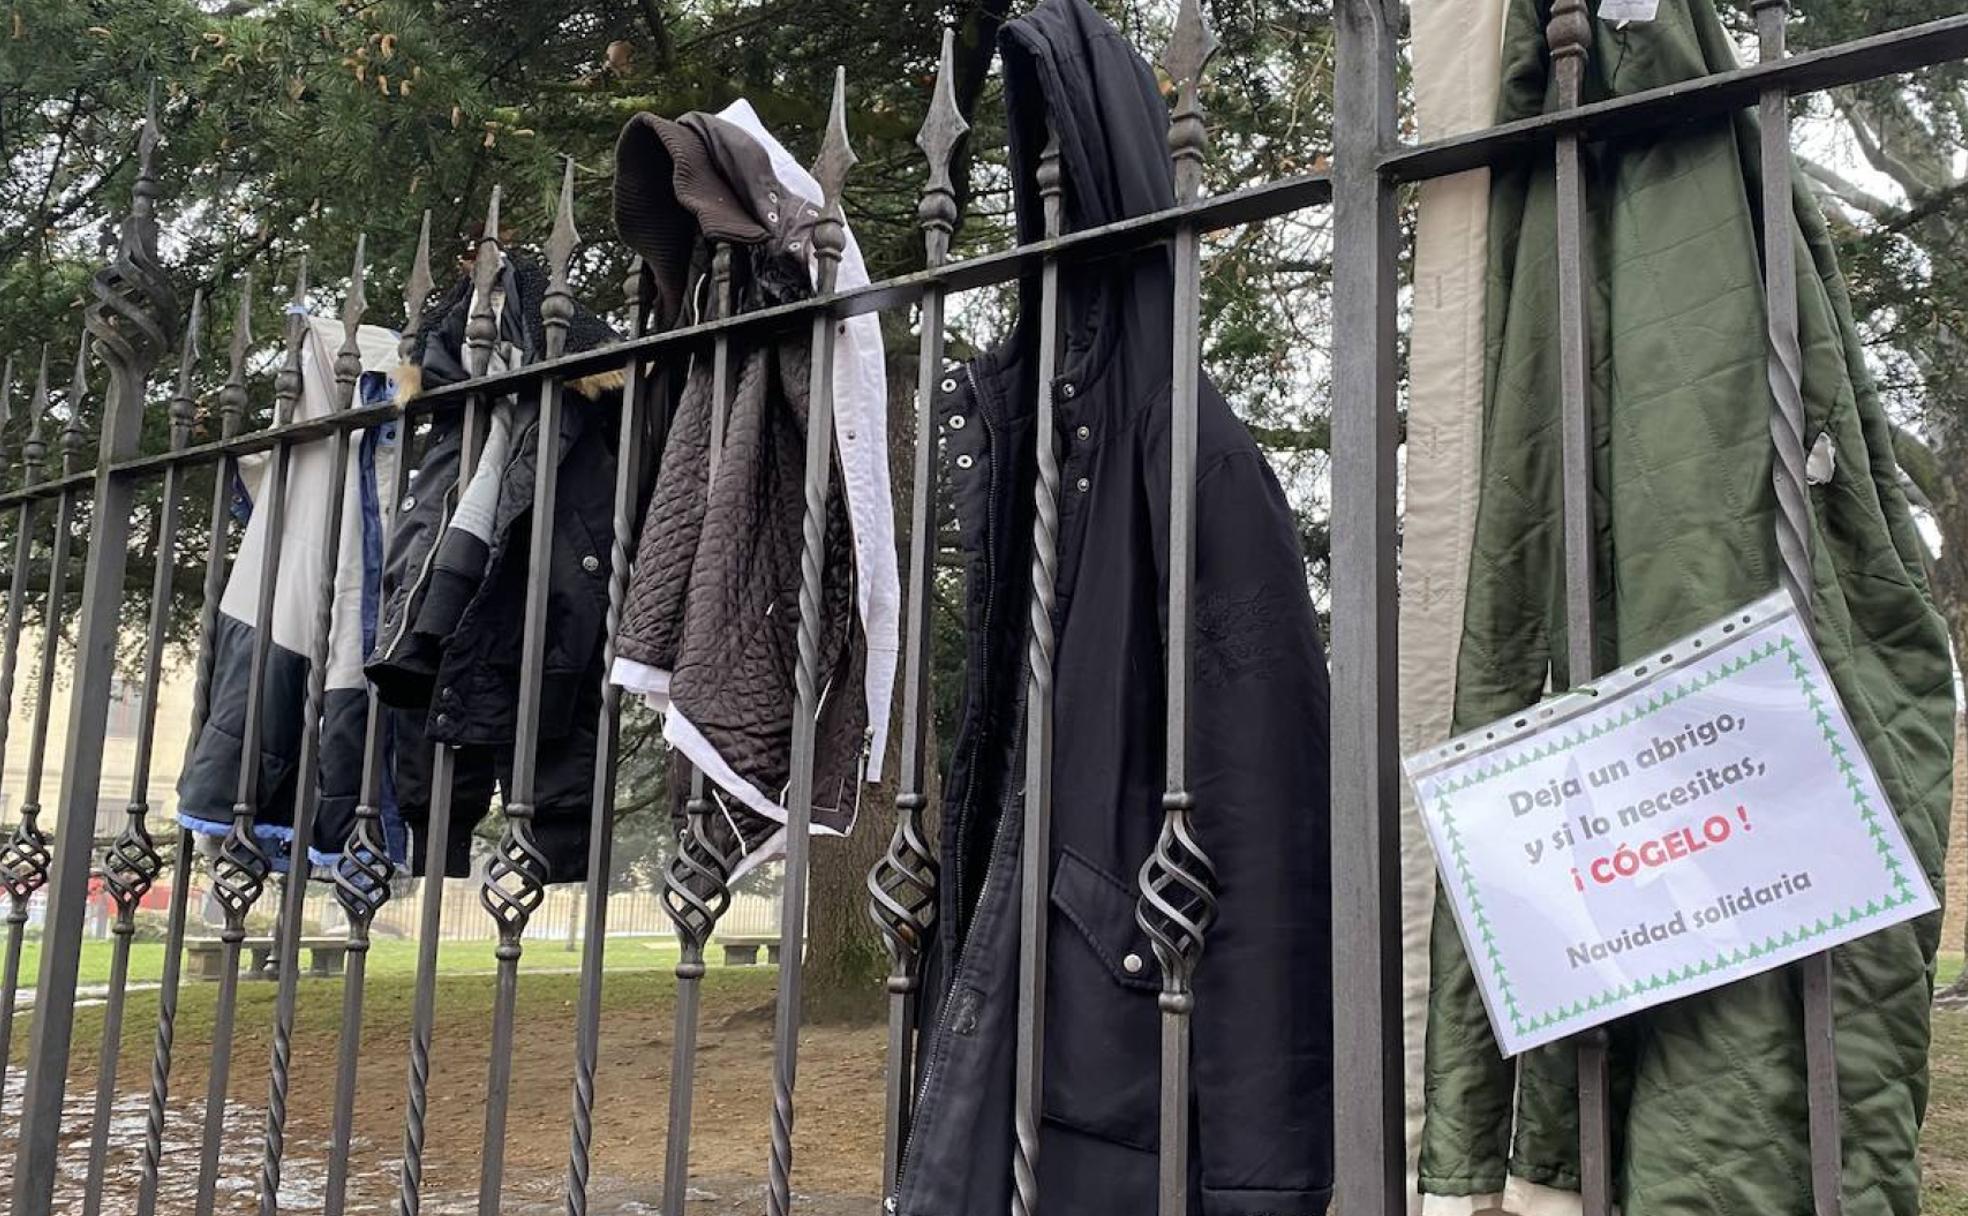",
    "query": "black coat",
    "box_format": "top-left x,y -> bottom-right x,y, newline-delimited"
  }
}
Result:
366,256 -> 627,882
894,3 -> 1335,1214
